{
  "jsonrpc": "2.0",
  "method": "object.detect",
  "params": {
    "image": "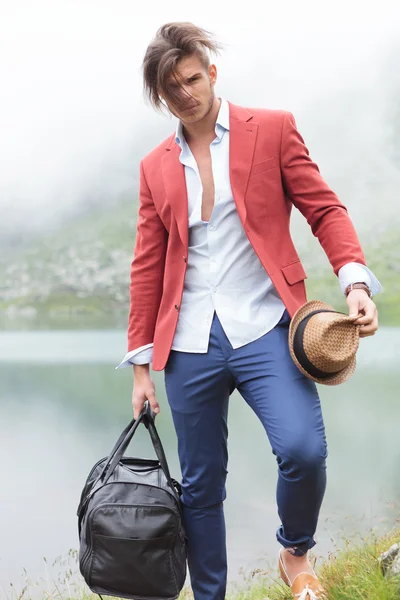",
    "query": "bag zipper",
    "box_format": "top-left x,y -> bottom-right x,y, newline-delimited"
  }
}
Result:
84,457 -> 160,486
78,461 -> 173,518
90,503 -> 179,540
